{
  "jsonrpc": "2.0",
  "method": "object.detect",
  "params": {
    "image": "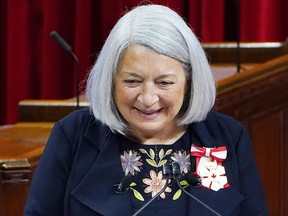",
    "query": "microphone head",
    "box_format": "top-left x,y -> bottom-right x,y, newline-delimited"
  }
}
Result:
115,175 -> 133,194
50,31 -> 72,53
185,173 -> 201,187
162,163 -> 172,179
171,162 -> 181,179
121,175 -> 133,188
